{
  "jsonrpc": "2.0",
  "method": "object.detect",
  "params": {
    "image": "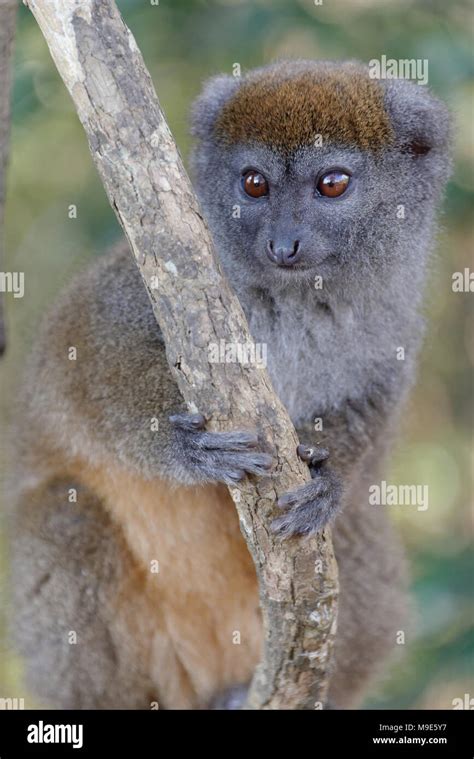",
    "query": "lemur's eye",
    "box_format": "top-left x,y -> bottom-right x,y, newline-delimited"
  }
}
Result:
242,170 -> 269,198
317,170 -> 350,198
